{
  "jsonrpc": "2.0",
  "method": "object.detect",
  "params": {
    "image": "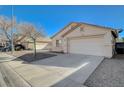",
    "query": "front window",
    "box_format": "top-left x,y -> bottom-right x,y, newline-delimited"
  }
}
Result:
56,40 -> 62,47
